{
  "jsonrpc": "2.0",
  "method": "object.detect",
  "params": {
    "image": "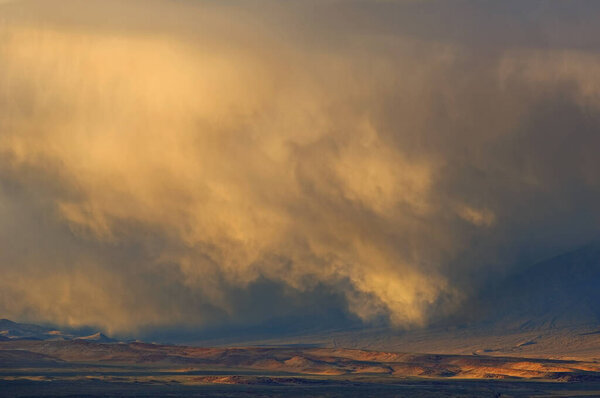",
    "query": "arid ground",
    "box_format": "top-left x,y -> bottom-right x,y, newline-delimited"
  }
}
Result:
2,337 -> 600,397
